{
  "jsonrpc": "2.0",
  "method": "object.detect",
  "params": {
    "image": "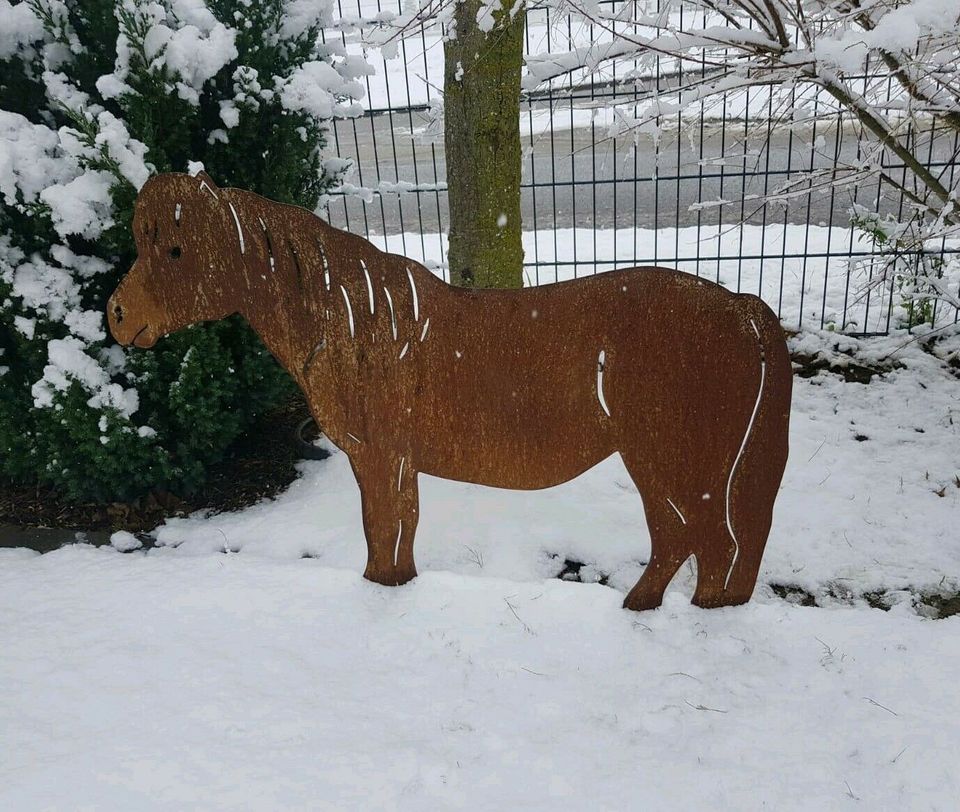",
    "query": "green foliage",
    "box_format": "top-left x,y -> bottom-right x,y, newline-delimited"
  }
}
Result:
15,319 -> 291,503
0,0 -> 345,502
850,208 -> 944,328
